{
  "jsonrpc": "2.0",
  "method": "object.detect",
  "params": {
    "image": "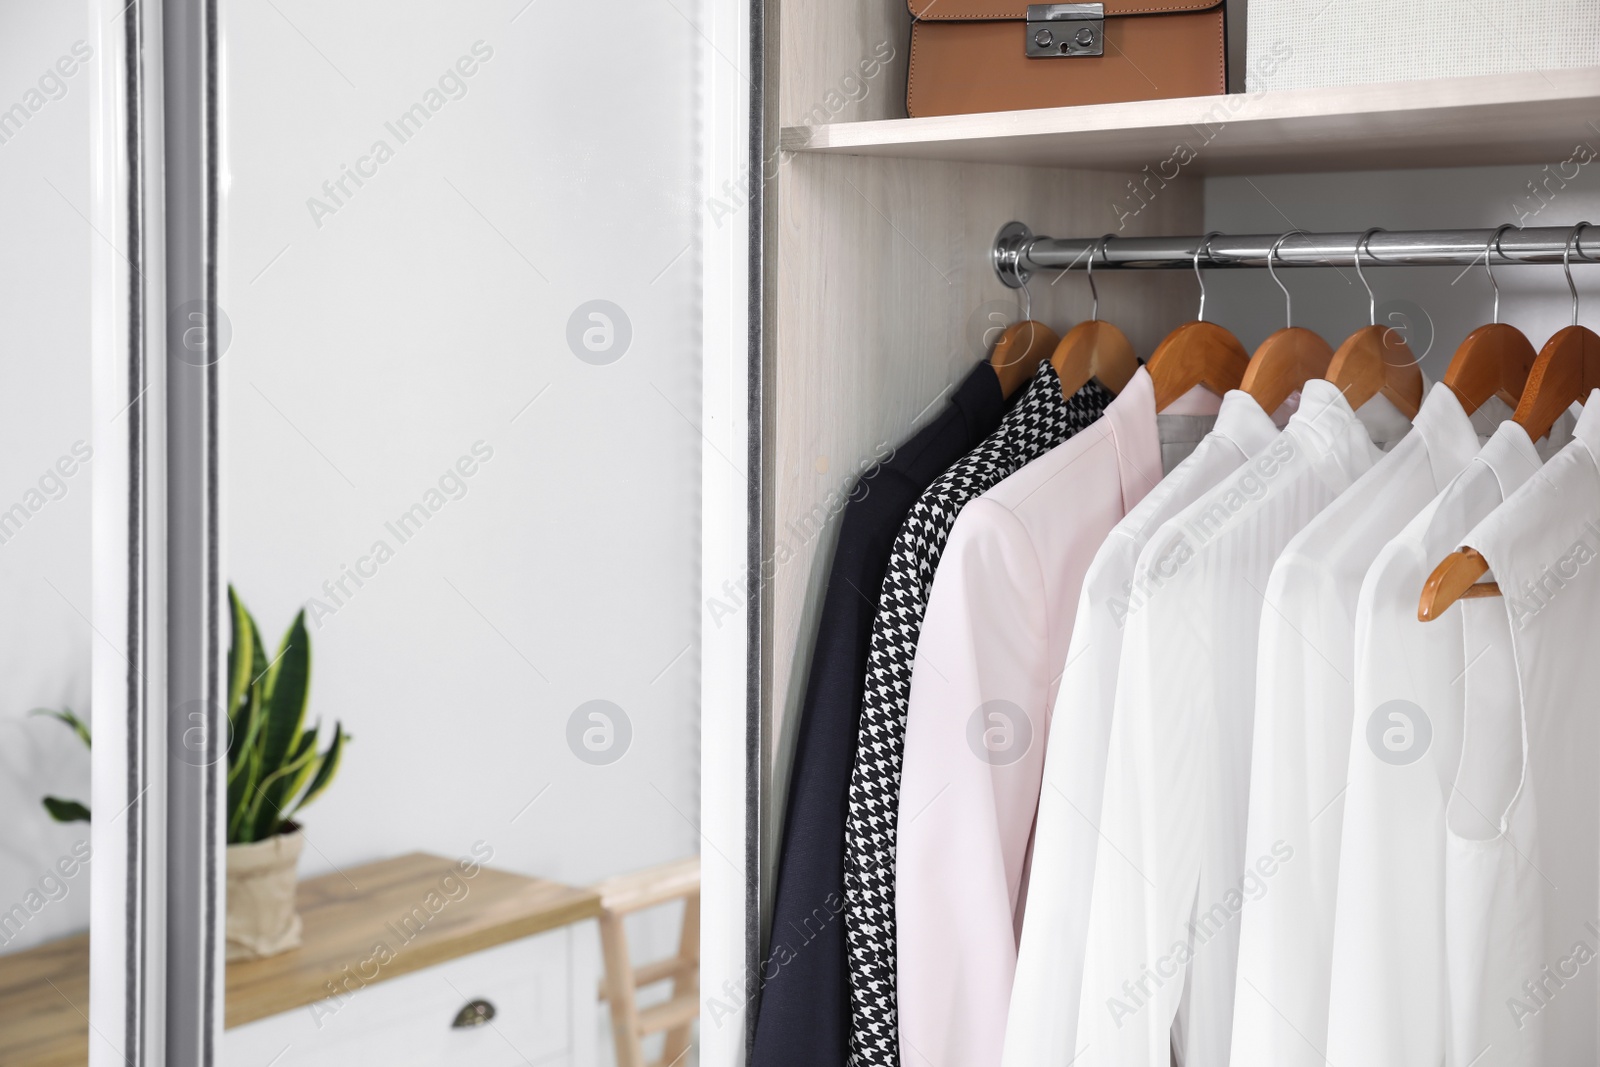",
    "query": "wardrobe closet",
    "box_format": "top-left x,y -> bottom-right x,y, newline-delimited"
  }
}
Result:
753,2 -> 1600,1064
